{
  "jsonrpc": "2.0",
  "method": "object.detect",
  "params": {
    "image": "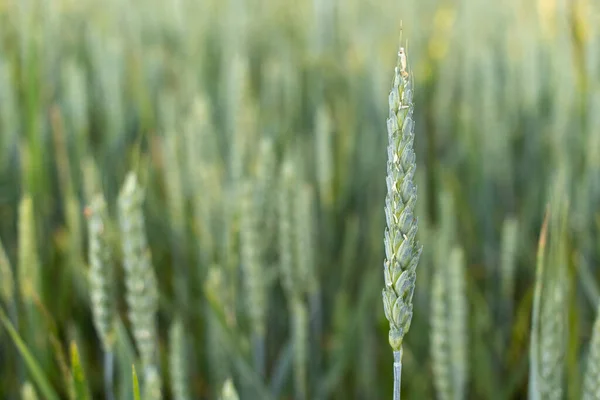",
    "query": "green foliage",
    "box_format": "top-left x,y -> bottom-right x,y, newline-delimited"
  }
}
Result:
0,308 -> 59,400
